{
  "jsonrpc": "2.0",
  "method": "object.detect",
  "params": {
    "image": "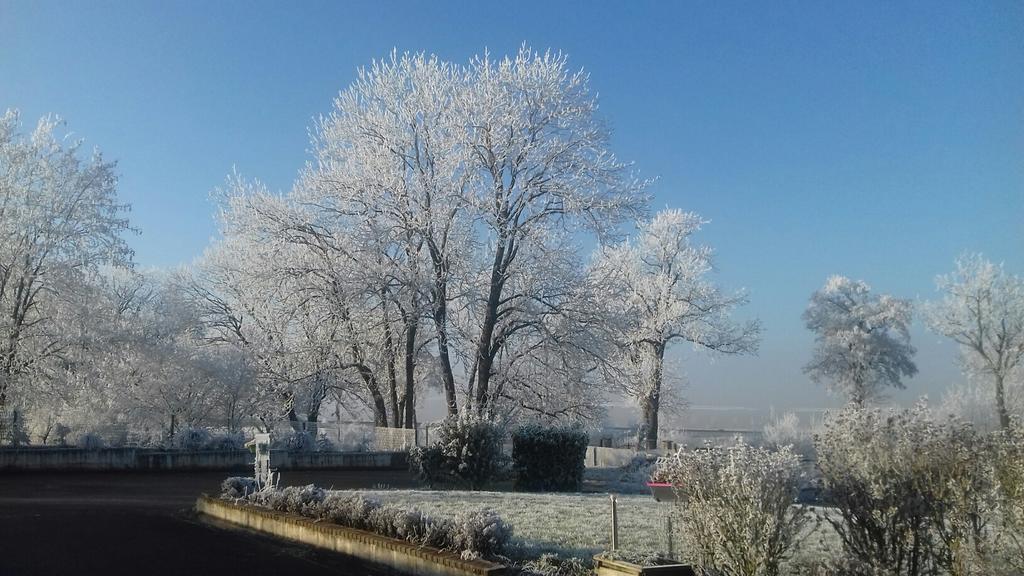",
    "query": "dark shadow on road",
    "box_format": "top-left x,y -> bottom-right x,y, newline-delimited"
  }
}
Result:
0,470 -> 417,576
